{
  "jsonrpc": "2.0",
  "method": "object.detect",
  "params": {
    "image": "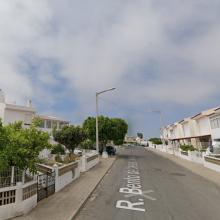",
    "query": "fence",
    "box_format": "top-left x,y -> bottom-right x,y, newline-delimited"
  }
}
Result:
0,154 -> 99,220
149,144 -> 220,172
80,152 -> 100,172
53,161 -> 80,192
0,180 -> 37,220
0,167 -> 34,188
204,156 -> 220,173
